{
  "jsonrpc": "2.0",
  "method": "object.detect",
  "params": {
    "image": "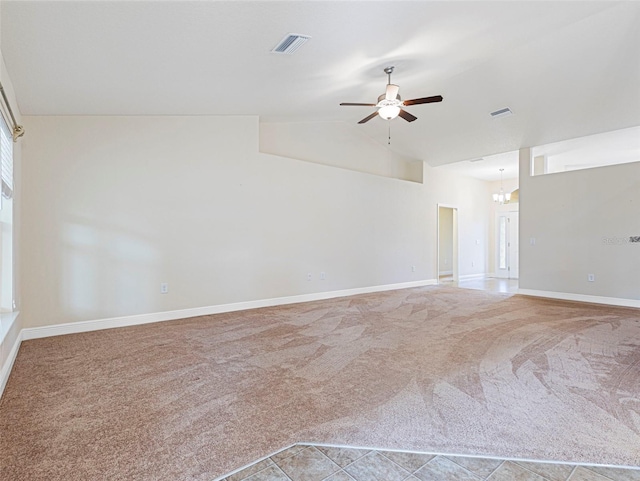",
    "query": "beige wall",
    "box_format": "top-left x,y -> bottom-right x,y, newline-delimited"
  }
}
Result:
519,148 -> 640,300
438,207 -> 453,275
20,115 -> 493,329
